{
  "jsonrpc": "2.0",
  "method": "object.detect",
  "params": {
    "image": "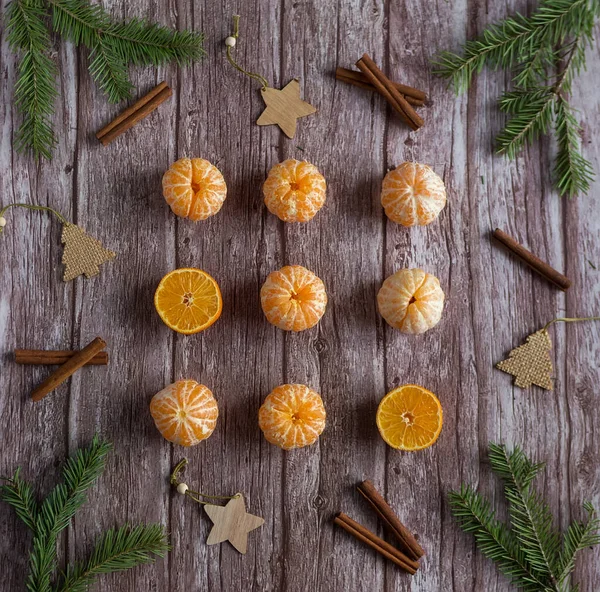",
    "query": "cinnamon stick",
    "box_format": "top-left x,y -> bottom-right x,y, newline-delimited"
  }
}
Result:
31,337 -> 107,402
356,54 -> 424,130
492,228 -> 572,291
96,82 -> 172,146
334,512 -> 418,574
336,67 -> 426,104
358,480 -> 425,560
15,349 -> 108,366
